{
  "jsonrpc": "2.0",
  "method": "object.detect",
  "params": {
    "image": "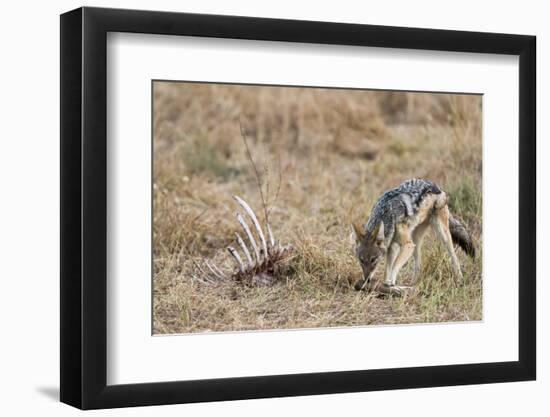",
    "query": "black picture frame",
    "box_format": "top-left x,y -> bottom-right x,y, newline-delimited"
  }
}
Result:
60,6 -> 536,410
